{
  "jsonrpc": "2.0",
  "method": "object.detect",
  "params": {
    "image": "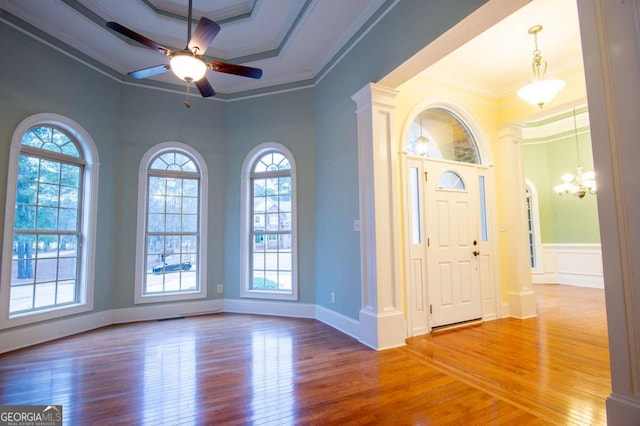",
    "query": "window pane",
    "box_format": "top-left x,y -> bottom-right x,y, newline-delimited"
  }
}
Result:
407,108 -> 480,164
148,195 -> 165,214
149,176 -> 166,195
38,183 -> 59,207
166,196 -> 181,214
166,215 -> 181,232
37,235 -> 58,257
410,167 -> 421,244
182,196 -> 197,214
60,187 -> 78,208
34,282 -> 56,308
147,236 -> 164,255
437,171 -> 465,190
183,180 -> 198,196
22,127 -> 51,148
165,235 -> 181,254
36,207 -> 58,230
166,179 -> 182,196
58,257 -> 77,281
39,160 -> 60,184
181,235 -> 197,253
14,206 -> 36,230
18,156 -> 39,181
148,214 -> 165,232
279,177 -> 291,197
17,180 -> 37,205
35,258 -> 57,283
57,280 -> 76,304
11,125 -> 85,316
60,235 -> 78,254
182,214 -> 197,233
60,164 -> 80,187
279,213 -> 291,231
253,196 -> 266,213
479,176 -> 488,242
